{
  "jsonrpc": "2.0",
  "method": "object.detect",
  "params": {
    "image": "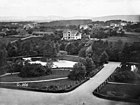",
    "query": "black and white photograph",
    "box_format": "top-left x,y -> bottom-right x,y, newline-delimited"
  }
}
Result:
0,0 -> 140,105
